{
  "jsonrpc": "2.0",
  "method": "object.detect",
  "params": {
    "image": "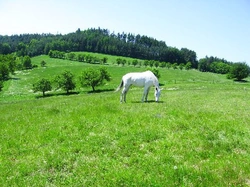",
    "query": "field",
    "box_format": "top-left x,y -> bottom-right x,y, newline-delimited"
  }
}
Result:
1,54 -> 250,186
